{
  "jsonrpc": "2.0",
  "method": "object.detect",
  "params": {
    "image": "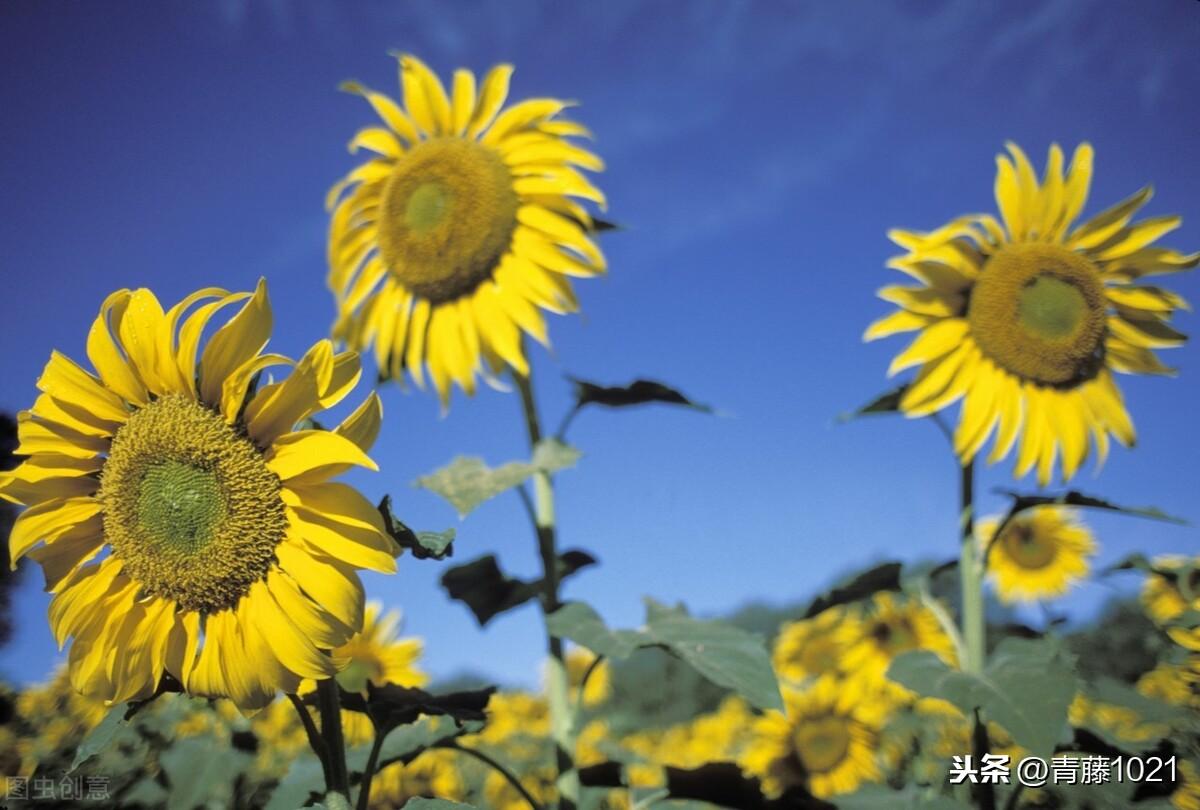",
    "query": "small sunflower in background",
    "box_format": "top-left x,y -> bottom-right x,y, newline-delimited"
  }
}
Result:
773,606 -> 859,684
0,282 -> 397,711
560,647 -> 611,708
1140,555 -> 1200,626
979,506 -> 1096,604
867,142 -> 1196,485
743,677 -> 884,799
838,592 -> 957,681
327,53 -> 607,405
